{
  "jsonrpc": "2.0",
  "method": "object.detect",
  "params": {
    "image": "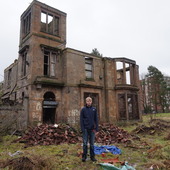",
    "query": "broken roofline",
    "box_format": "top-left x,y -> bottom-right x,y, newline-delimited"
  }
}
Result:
63,47 -> 136,63
104,57 -> 136,64
21,0 -> 67,19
